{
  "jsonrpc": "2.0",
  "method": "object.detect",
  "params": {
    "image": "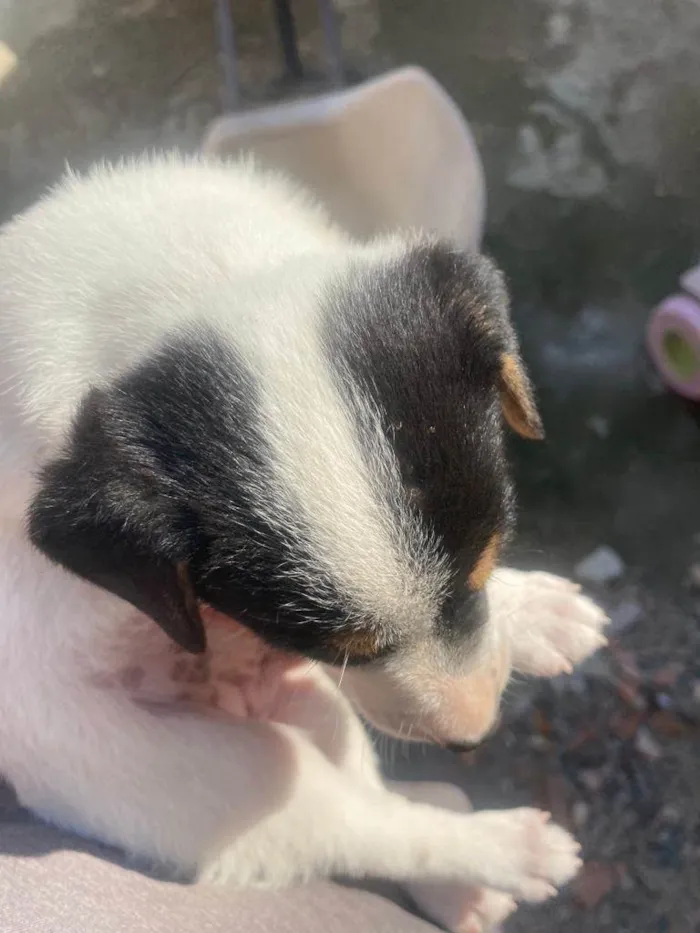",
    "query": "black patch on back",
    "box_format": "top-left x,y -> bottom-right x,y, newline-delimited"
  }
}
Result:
322,243 -> 517,638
